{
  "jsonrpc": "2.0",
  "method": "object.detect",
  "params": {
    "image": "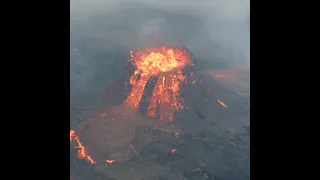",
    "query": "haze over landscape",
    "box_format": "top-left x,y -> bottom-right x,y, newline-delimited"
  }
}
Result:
70,0 -> 250,179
